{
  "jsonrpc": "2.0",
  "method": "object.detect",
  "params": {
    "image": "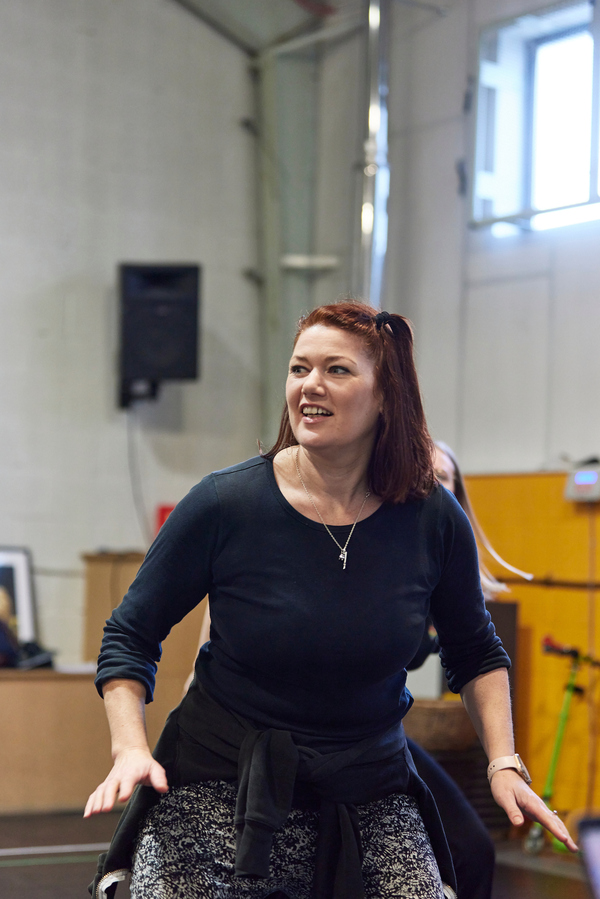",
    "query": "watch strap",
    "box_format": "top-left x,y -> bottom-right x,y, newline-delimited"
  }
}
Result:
487,754 -> 532,784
